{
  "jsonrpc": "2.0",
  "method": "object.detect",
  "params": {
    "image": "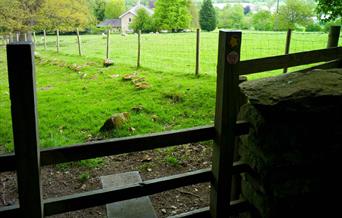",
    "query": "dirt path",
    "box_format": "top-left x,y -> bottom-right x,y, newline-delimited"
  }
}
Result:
0,143 -> 212,217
